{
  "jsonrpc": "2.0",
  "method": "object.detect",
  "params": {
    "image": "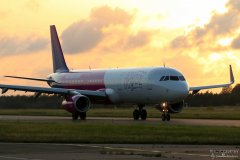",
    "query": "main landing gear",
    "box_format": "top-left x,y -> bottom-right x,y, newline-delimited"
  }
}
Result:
72,112 -> 86,120
133,105 -> 147,120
